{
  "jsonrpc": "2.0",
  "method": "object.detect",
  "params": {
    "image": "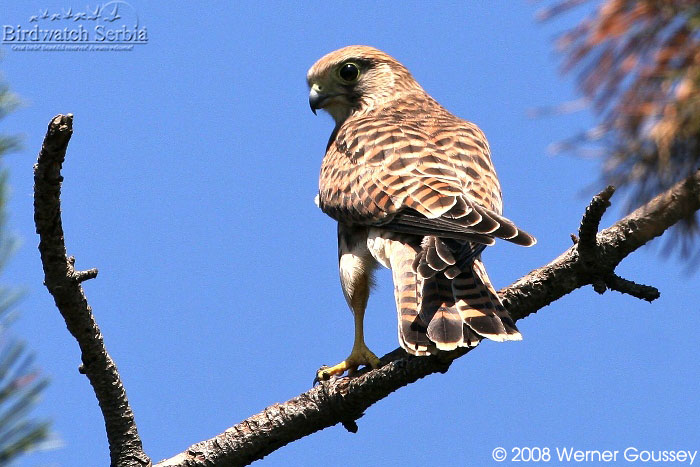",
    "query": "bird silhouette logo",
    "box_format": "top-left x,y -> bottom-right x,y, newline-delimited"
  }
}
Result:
25,2 -> 140,28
